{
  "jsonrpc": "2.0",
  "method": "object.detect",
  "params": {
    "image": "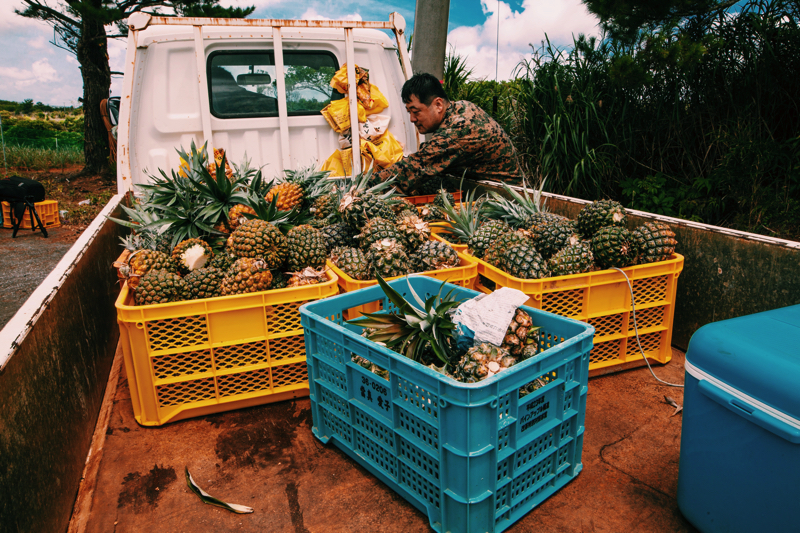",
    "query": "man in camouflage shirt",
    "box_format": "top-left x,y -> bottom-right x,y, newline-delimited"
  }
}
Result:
374,73 -> 521,193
